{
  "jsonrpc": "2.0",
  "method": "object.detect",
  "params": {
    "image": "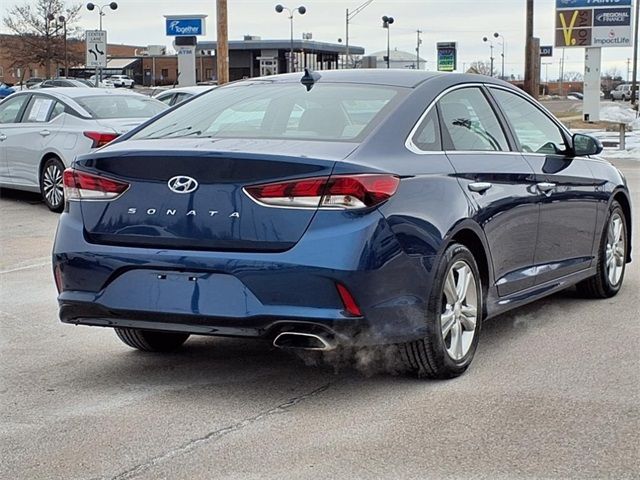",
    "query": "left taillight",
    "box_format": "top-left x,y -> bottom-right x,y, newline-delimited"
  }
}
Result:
83,131 -> 119,148
63,168 -> 129,201
244,174 -> 400,210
